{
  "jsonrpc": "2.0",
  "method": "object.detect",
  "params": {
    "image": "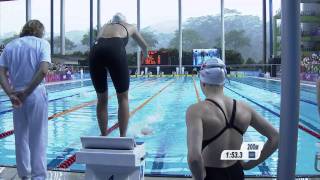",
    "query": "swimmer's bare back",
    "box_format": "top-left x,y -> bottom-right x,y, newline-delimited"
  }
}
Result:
98,23 -> 148,56
98,23 -> 133,38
